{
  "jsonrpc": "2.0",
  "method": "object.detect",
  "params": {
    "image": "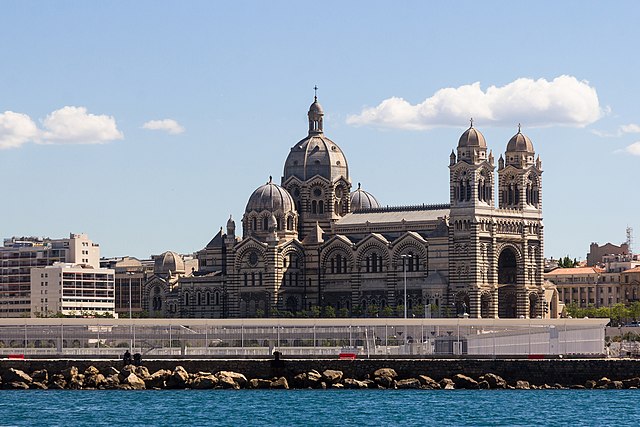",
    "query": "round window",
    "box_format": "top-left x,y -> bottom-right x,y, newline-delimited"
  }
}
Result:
313,188 -> 322,197
248,252 -> 258,267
